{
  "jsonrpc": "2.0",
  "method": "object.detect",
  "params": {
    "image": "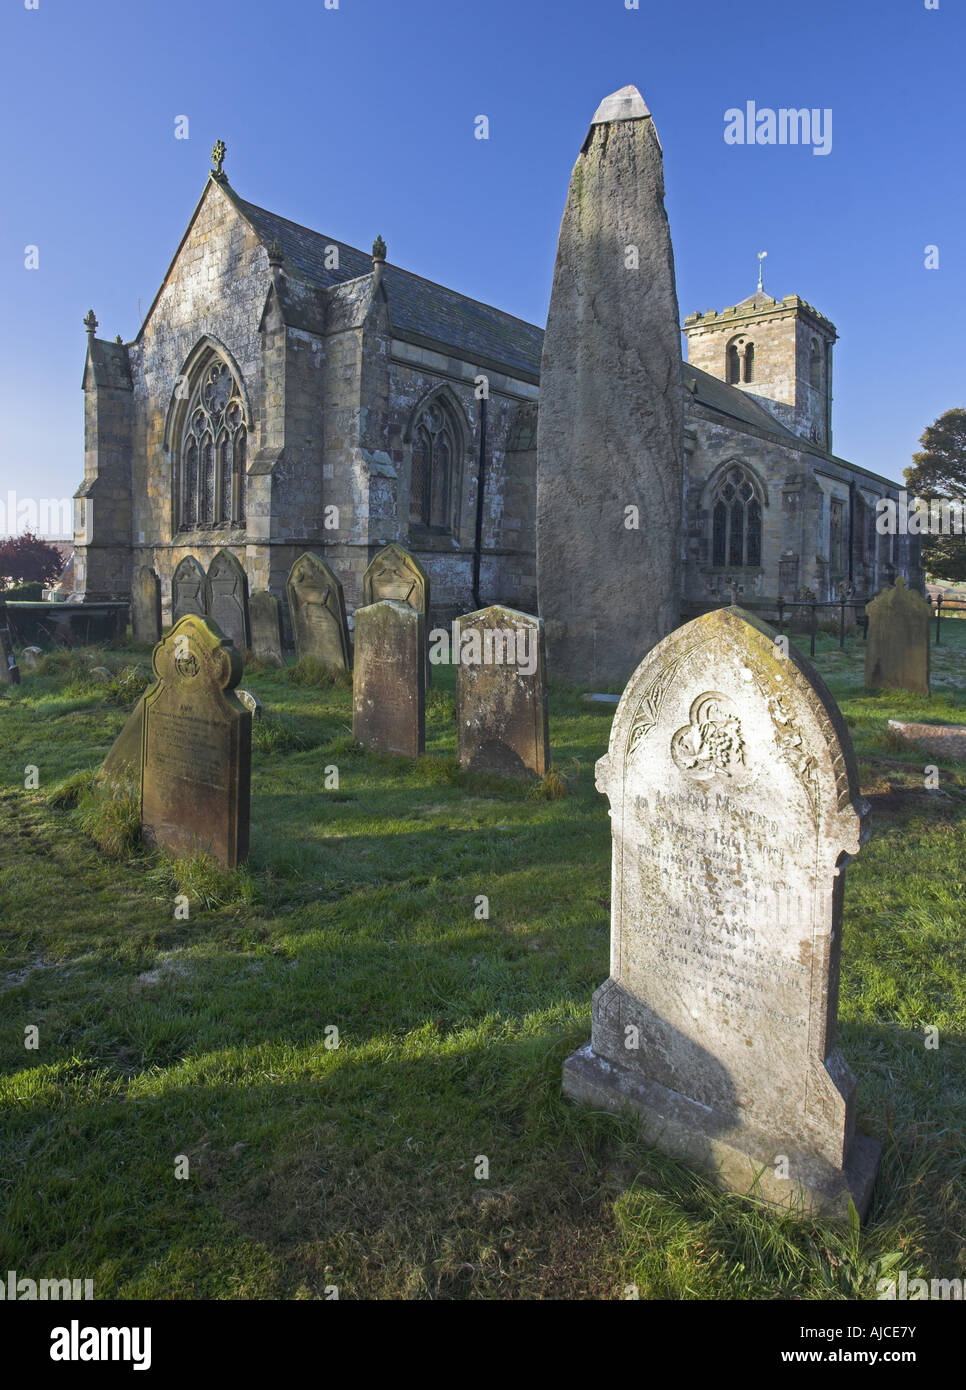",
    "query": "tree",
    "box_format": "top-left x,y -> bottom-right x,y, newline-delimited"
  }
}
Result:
0,532 -> 65,590
905,407 -> 966,583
